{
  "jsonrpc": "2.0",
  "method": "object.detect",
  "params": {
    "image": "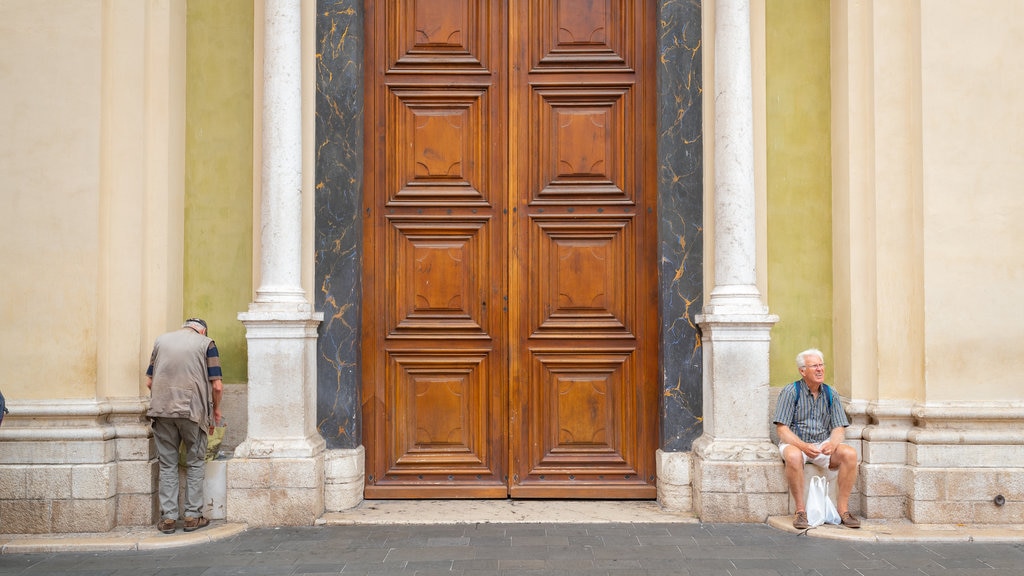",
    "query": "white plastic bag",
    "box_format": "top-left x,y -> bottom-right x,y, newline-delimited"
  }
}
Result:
806,475 -> 842,526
